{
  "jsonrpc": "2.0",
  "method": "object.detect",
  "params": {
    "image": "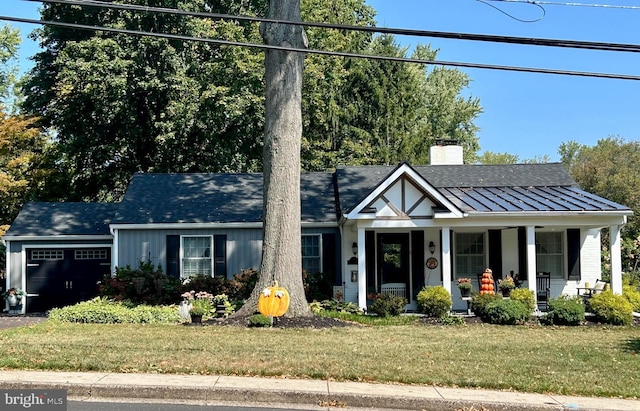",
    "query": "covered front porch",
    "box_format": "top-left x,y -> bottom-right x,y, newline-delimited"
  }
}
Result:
343,223 -> 625,312
334,162 -> 631,312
